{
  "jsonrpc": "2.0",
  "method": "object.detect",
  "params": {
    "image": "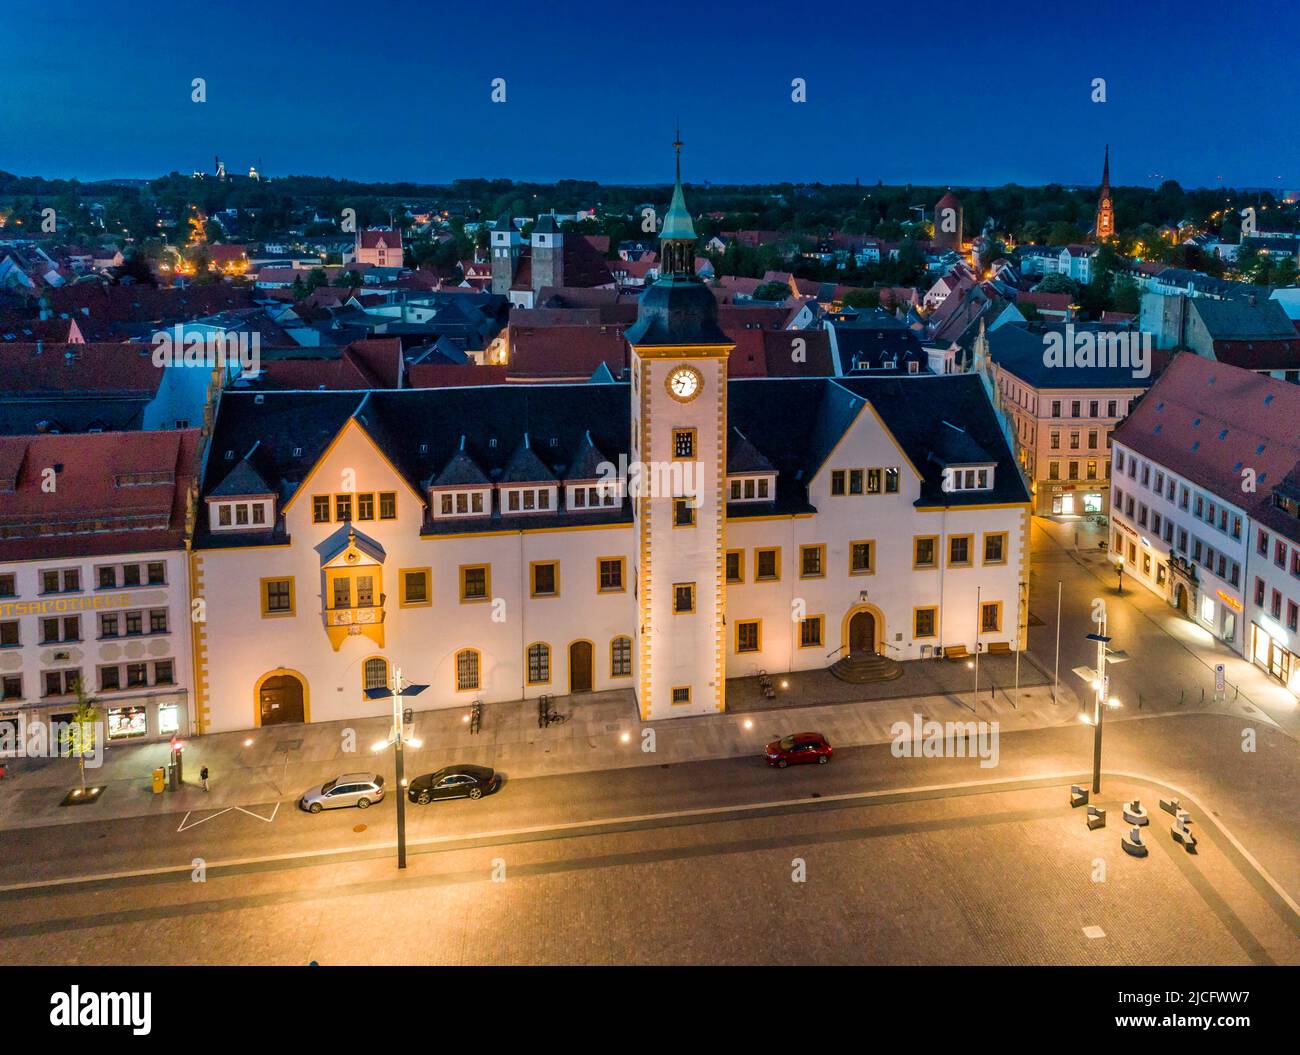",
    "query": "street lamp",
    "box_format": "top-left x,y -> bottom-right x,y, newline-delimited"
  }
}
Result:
1080,625 -> 1122,794
364,666 -> 427,870
1115,558 -> 1124,594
